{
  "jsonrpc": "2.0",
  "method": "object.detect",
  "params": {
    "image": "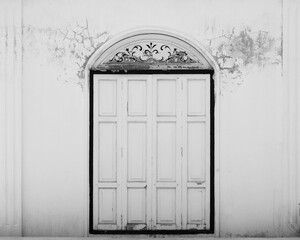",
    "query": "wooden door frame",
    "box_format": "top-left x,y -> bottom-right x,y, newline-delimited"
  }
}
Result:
84,27 -> 221,236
